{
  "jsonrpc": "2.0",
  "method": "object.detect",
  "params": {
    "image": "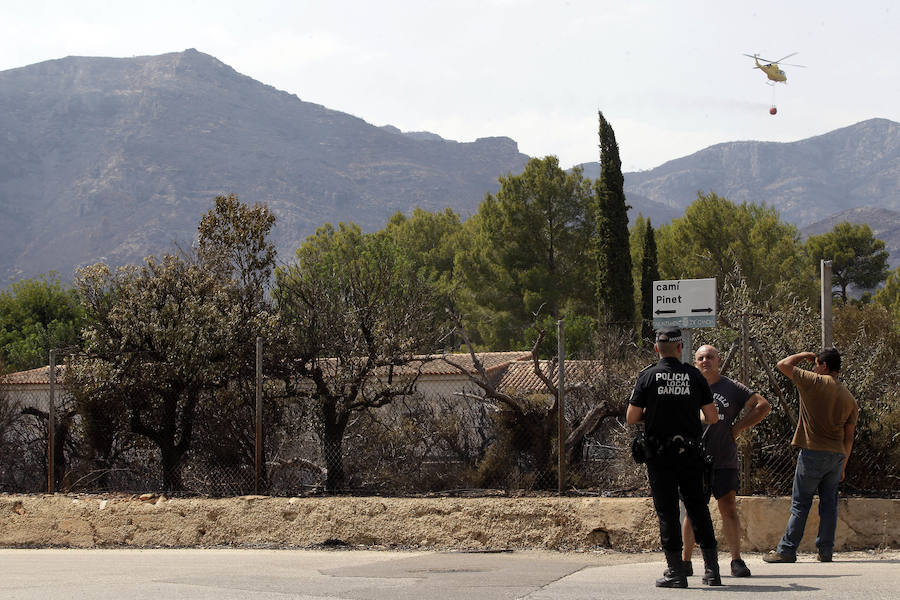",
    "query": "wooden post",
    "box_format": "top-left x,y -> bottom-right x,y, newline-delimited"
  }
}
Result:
719,339 -> 739,375
750,337 -> 797,427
